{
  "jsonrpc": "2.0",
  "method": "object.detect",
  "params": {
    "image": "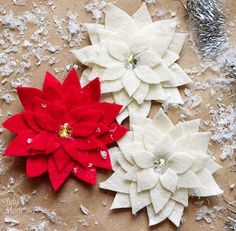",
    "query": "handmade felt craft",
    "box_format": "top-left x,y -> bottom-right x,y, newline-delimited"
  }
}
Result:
72,3 -> 192,122
3,69 -> 127,190
100,109 -> 223,227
